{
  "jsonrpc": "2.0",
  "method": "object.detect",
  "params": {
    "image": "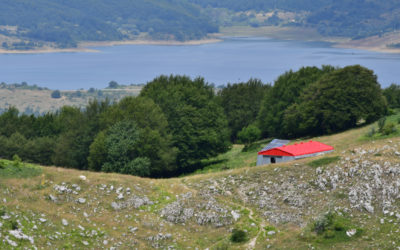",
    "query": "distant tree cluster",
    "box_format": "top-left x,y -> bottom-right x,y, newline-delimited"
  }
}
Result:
217,79 -> 270,142
383,84 -> 400,109
189,0 -> 400,39
0,75 -> 231,177
0,66 -> 388,177
258,65 -> 387,138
